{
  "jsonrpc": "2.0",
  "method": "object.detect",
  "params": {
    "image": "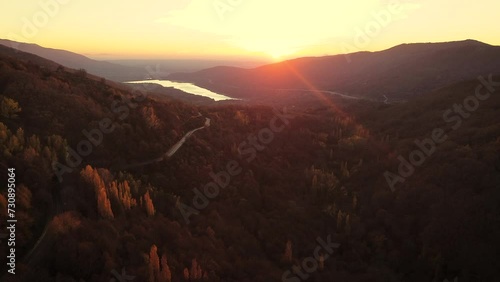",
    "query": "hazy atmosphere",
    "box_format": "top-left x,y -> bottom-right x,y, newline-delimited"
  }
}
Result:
1,1 -> 500,282
3,0 -> 500,59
